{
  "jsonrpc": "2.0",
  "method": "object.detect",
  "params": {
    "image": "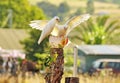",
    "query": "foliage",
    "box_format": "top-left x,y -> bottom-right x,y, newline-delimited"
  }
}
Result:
34,53 -> 50,69
34,53 -> 59,69
65,55 -> 74,66
64,48 -> 80,67
0,0 -> 49,62
32,48 -> 81,70
34,48 -> 81,70
86,0 -> 94,14
0,0 -> 45,29
58,2 -> 70,14
74,7 -> 85,15
37,1 -> 58,18
68,15 -> 120,44
29,0 -> 120,19
58,2 -> 70,19
20,29 -> 49,61
0,0 -> 48,56
37,1 -> 70,19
